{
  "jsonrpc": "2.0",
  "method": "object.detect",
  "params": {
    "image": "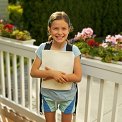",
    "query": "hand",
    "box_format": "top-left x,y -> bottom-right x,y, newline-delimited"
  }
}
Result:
44,67 -> 68,83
